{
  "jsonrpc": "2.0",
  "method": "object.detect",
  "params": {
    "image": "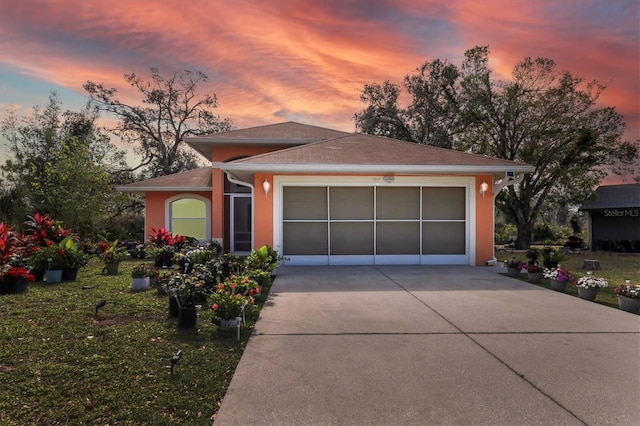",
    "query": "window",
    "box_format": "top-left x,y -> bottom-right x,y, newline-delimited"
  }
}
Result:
169,197 -> 208,240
